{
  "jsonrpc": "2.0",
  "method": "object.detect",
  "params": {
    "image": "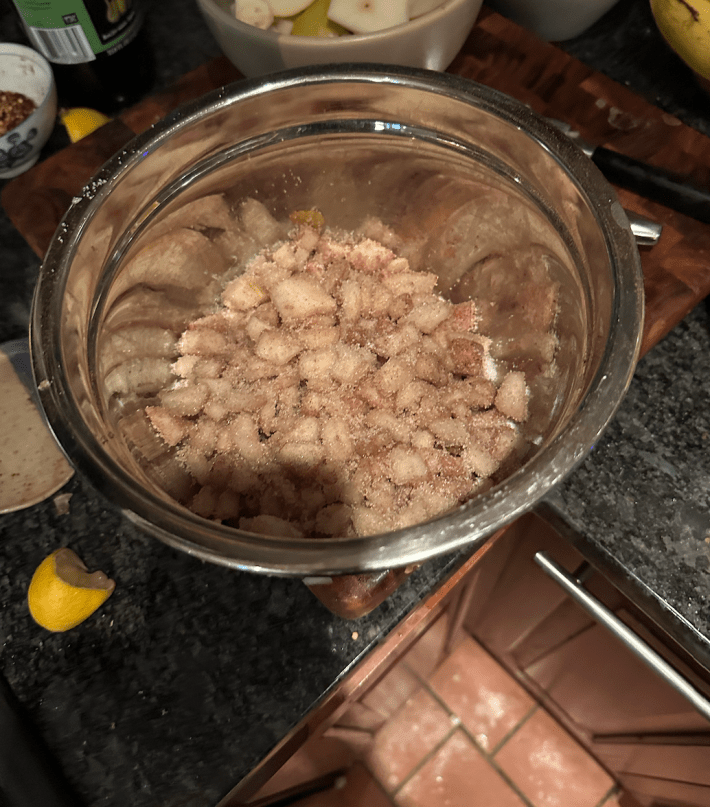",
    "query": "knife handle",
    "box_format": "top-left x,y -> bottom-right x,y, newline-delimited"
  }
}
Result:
0,675 -> 80,807
591,146 -> 710,224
